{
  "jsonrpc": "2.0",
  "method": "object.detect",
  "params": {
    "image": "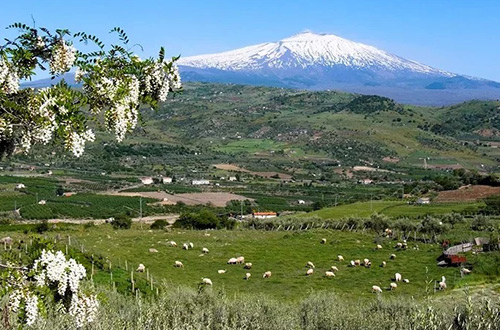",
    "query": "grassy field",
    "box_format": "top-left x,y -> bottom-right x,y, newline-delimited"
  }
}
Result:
23,224 -> 491,302
307,200 -> 484,219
